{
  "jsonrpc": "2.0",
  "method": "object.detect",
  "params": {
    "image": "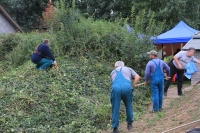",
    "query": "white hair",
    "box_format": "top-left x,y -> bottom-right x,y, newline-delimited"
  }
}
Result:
114,61 -> 125,68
